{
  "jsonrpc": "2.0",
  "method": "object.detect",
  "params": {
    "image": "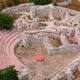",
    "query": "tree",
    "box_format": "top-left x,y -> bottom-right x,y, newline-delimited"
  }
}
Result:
0,13 -> 14,30
0,66 -> 19,80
